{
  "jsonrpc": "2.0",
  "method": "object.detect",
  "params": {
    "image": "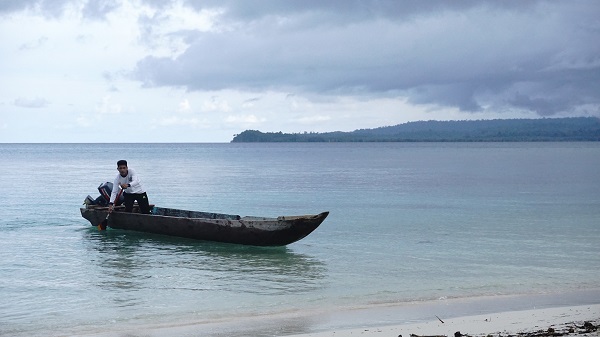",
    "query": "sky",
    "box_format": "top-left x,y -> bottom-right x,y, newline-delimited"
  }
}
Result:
1,0 -> 599,142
